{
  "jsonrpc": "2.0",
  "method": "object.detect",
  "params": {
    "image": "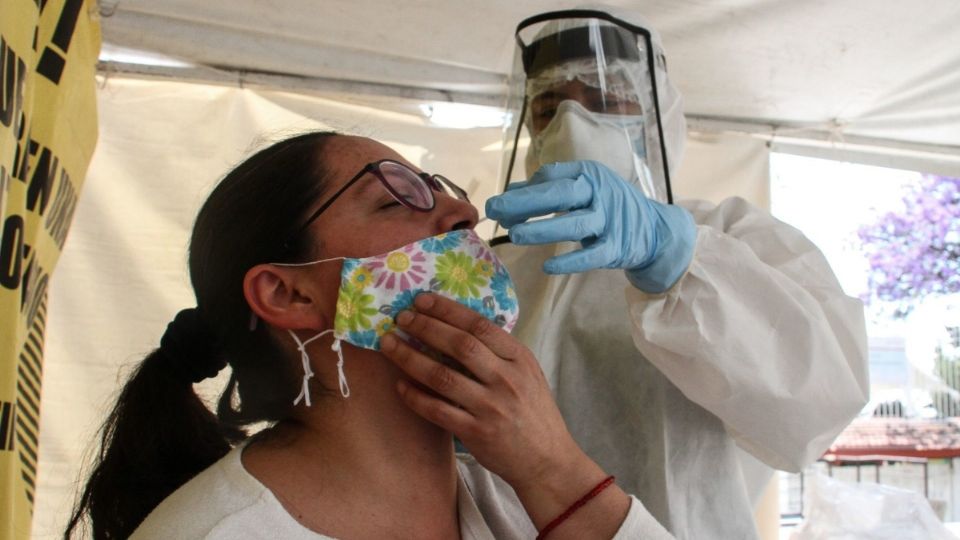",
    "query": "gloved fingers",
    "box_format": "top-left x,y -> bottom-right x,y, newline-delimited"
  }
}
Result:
505,180 -> 528,191
528,160 -> 601,186
484,177 -> 592,227
542,240 -> 618,275
508,209 -> 604,245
